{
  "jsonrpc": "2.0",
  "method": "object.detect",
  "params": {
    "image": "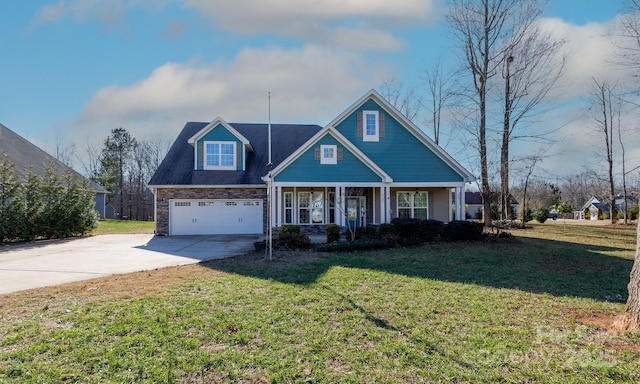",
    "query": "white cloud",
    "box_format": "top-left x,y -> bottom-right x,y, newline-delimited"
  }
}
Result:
73,45 -> 389,140
183,0 -> 438,52
539,17 -> 633,98
31,0 -> 126,27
